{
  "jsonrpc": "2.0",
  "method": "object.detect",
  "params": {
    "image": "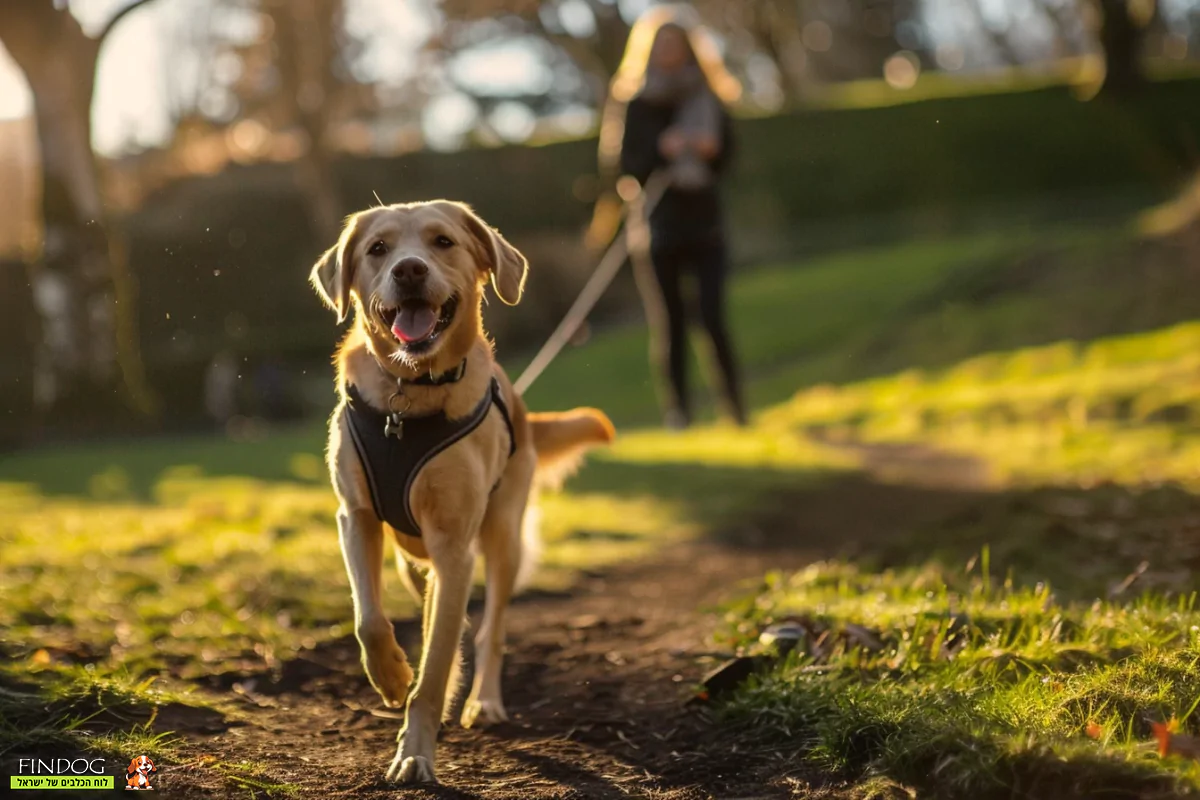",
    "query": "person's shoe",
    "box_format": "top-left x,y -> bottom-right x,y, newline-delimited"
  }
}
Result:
663,409 -> 690,431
